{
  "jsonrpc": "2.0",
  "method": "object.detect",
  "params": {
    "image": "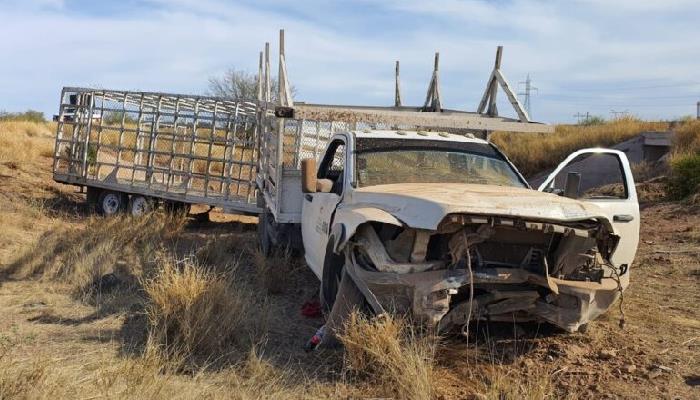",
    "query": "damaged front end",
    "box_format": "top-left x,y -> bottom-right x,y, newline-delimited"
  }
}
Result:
343,214 -> 627,333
